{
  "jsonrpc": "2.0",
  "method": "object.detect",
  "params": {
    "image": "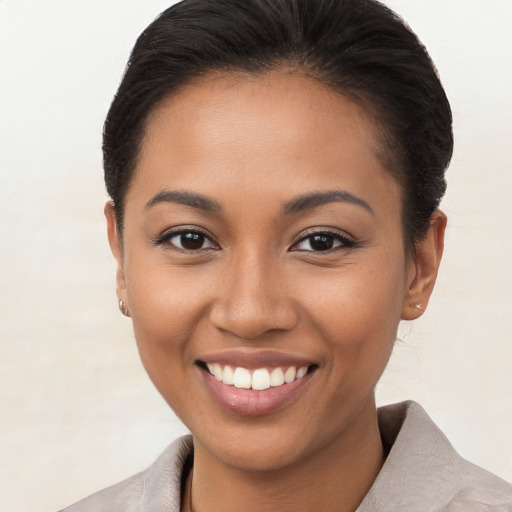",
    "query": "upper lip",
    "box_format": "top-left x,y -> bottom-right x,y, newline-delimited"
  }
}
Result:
196,349 -> 317,369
